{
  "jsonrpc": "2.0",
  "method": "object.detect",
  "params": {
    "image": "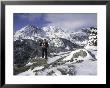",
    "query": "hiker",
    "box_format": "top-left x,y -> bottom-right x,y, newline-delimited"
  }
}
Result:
40,39 -> 49,59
